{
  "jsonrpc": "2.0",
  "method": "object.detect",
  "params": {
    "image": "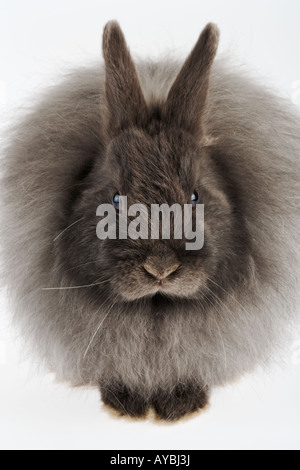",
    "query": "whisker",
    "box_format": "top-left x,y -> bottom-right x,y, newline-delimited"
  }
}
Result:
66,260 -> 97,272
42,279 -> 110,291
212,315 -> 228,369
83,298 -> 119,359
83,312 -> 110,359
204,283 -> 234,318
200,288 -> 231,367
53,218 -> 83,242
207,276 -> 251,317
